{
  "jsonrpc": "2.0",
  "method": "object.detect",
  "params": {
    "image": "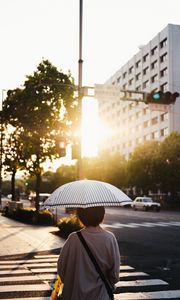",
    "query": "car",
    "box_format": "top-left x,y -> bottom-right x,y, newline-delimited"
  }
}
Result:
131,196 -> 161,212
29,193 -> 51,209
119,200 -> 133,208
